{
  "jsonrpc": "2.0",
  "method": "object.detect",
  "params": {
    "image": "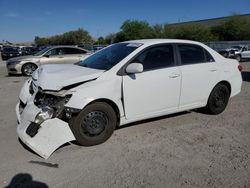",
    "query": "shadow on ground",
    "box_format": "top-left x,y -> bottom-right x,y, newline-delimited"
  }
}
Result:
242,71 -> 250,82
117,111 -> 191,130
4,173 -> 48,188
